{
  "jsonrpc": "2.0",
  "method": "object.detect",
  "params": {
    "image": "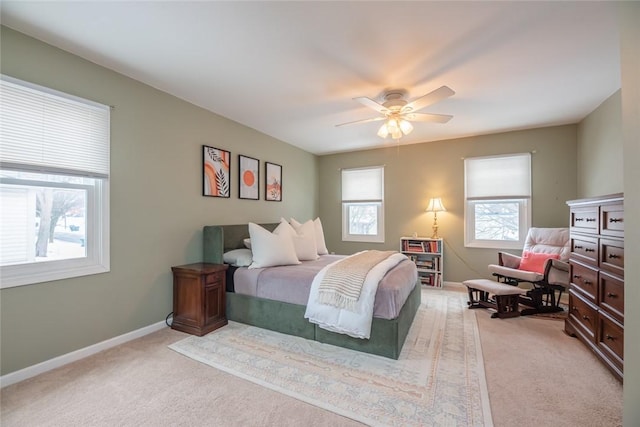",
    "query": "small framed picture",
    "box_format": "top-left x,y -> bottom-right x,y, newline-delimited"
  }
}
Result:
265,162 -> 282,202
203,145 -> 230,198
239,155 -> 259,200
